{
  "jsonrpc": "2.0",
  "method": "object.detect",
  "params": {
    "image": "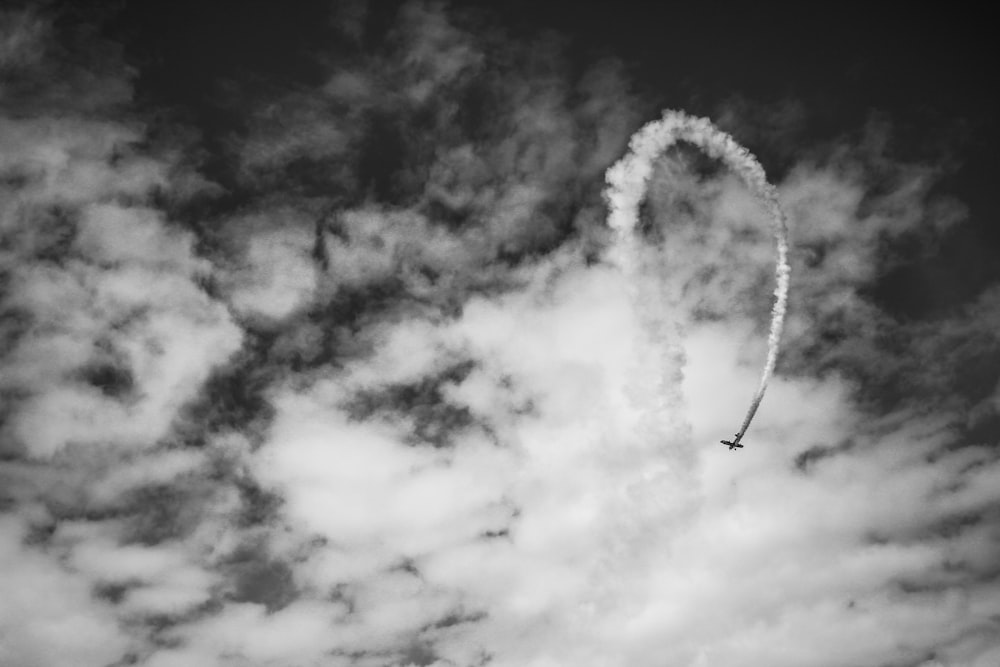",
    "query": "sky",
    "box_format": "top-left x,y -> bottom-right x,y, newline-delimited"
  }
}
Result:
1,2 -> 998,666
